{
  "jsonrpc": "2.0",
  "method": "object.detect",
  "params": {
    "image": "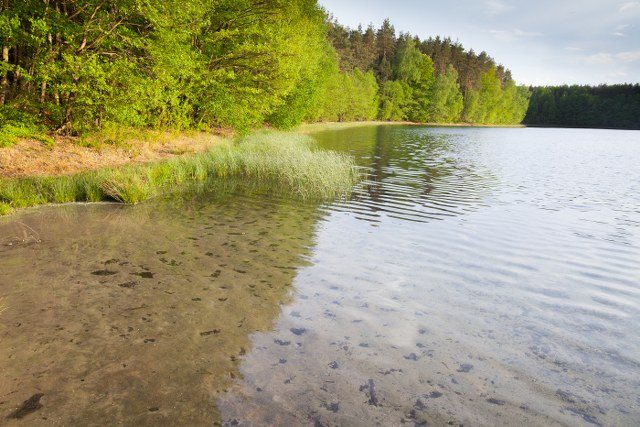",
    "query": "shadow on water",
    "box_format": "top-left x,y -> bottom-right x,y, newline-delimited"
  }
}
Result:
313,125 -> 496,224
0,181 -> 327,426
